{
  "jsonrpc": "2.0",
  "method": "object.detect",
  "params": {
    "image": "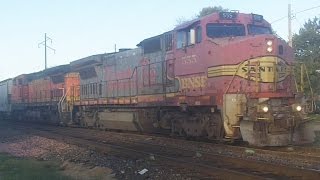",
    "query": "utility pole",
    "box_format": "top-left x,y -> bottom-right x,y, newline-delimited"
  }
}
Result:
38,33 -> 55,70
288,3 -> 293,47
